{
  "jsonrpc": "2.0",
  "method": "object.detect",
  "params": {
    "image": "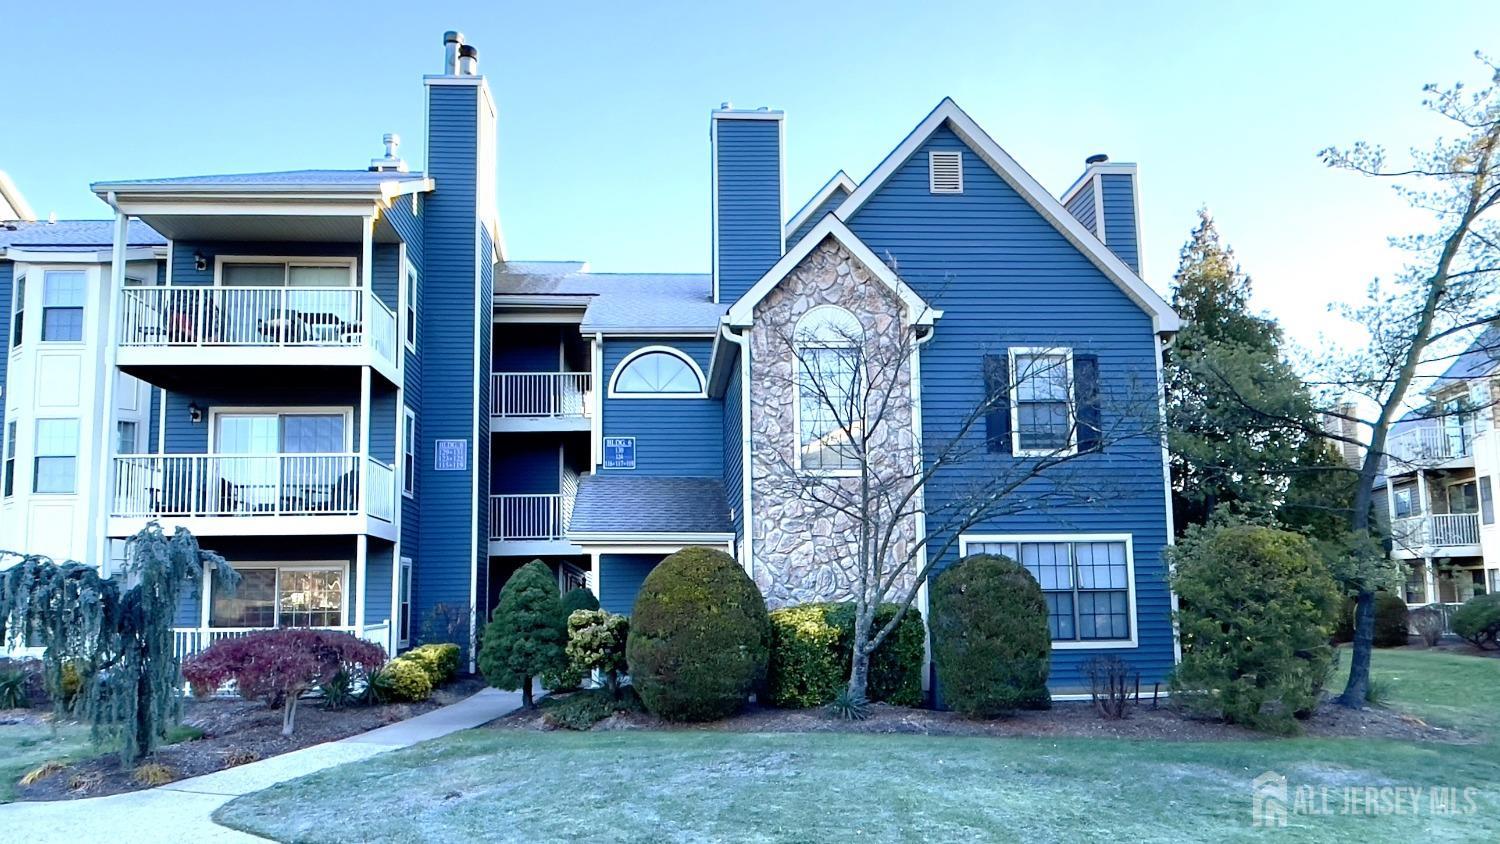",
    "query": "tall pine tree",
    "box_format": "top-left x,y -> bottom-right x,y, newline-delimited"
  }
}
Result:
1166,210 -> 1317,531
